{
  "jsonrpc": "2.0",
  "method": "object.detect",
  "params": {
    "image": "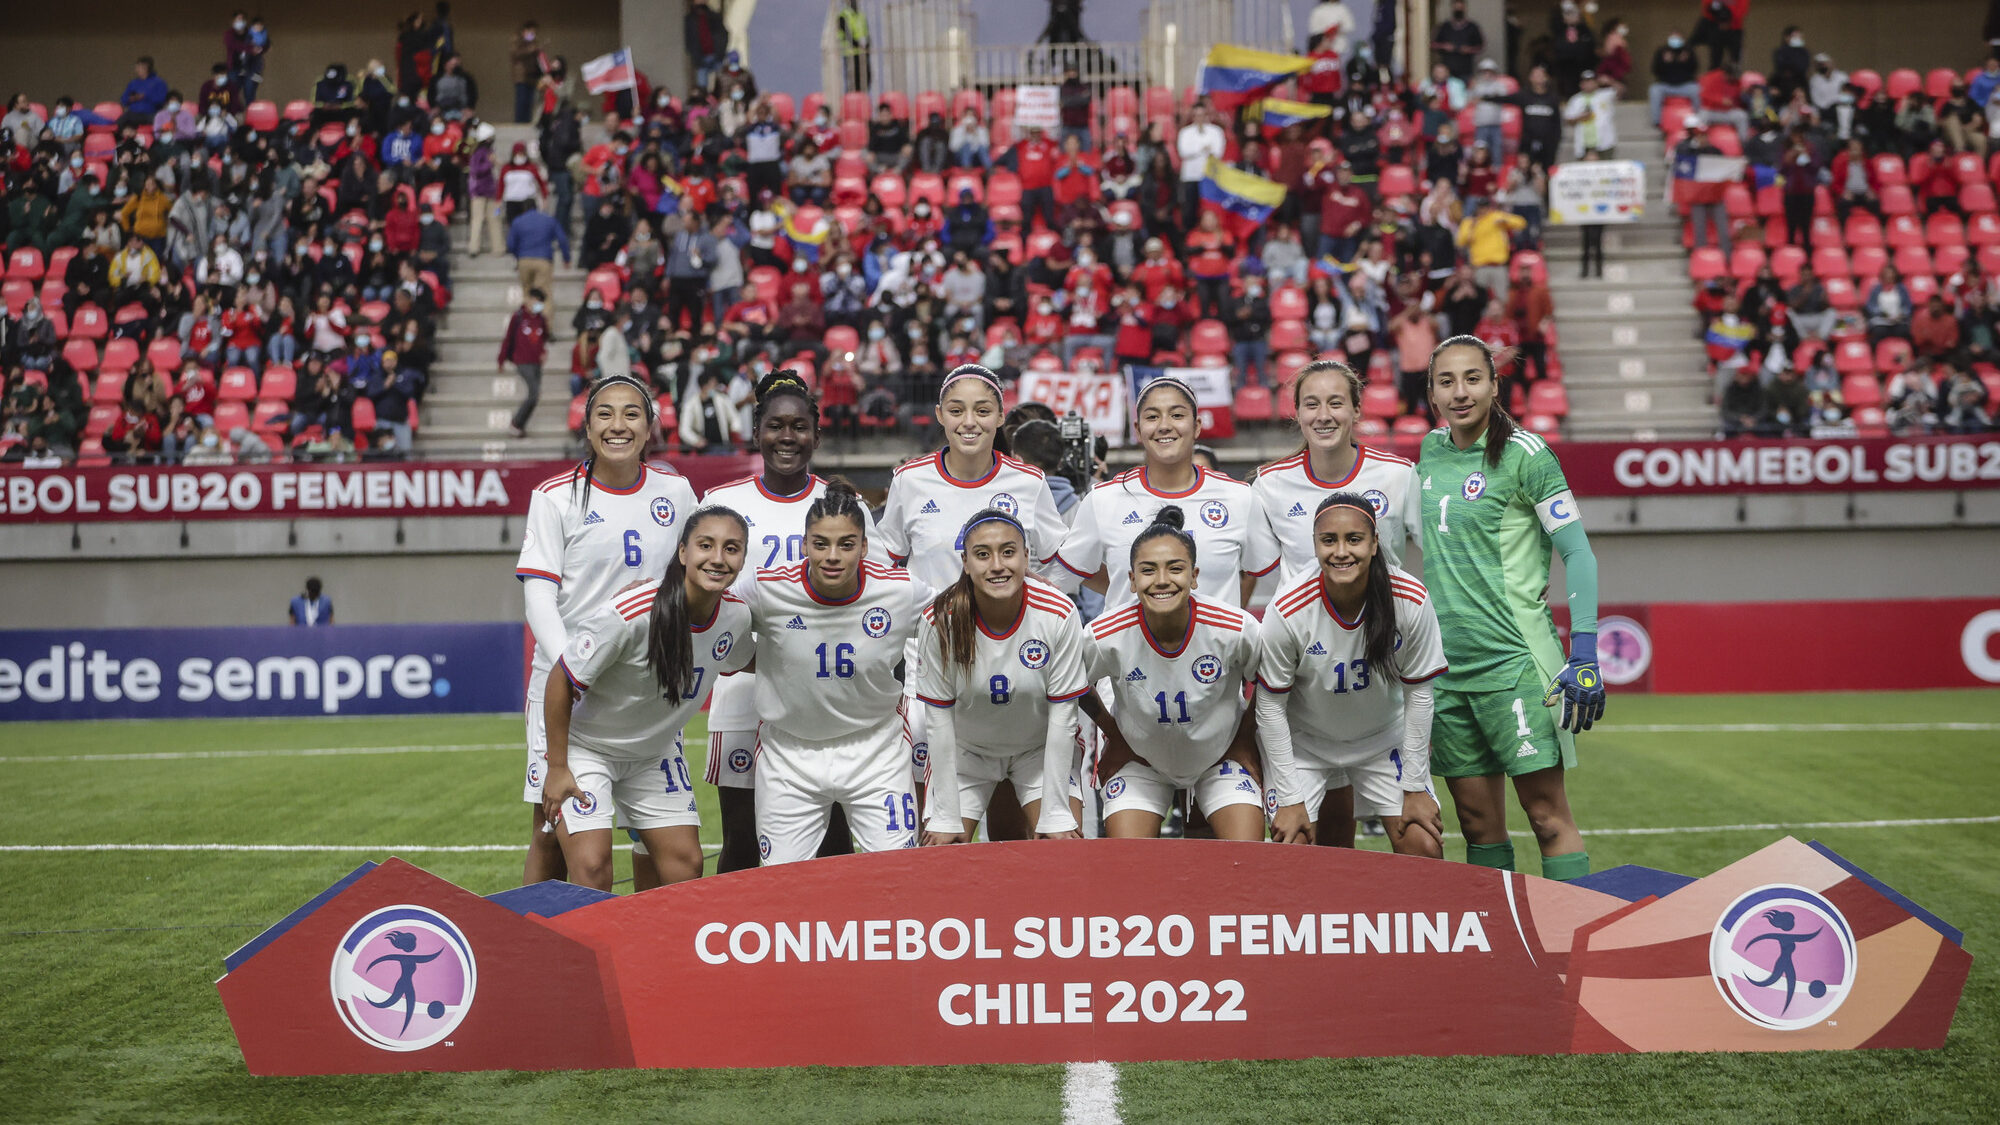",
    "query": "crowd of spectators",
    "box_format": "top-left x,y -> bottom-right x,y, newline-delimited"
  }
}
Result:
513,3 -> 1563,450
1,4 -> 481,465
1664,17 -> 1999,438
